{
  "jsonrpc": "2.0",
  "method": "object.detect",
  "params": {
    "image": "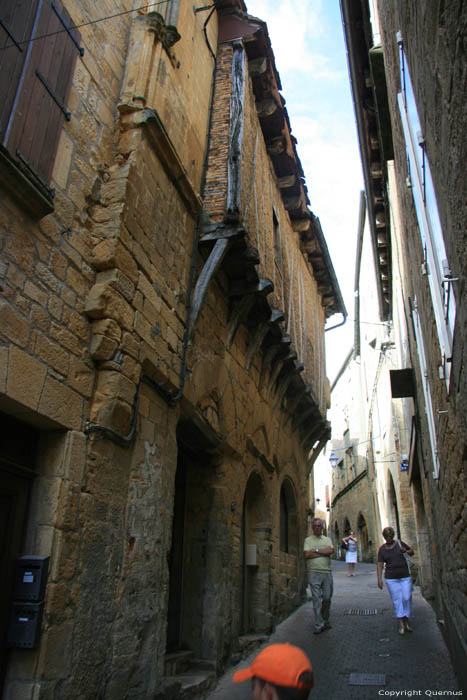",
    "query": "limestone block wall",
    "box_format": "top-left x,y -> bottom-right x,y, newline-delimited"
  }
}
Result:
376,0 -> 467,687
0,2 -> 335,697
